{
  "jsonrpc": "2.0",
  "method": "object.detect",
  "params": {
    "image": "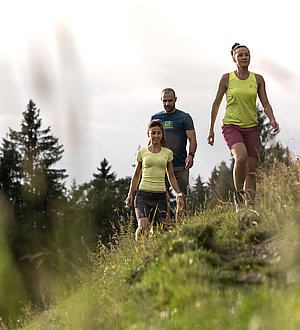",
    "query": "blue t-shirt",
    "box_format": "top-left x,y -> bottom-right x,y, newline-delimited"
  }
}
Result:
151,109 -> 194,167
